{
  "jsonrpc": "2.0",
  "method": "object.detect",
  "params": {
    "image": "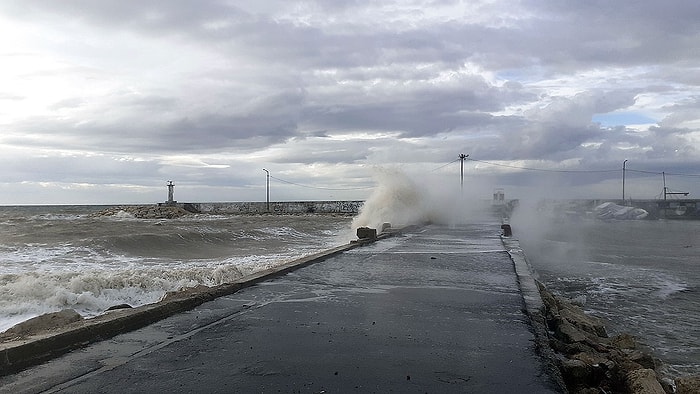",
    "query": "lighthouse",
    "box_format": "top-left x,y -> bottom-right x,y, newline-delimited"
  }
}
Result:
166,181 -> 176,205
